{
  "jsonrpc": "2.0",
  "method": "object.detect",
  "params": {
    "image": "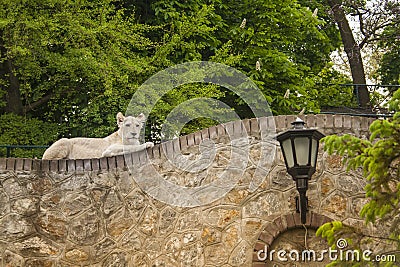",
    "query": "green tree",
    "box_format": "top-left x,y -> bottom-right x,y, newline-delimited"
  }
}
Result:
0,0 -> 354,155
136,0 -> 345,117
317,89 -> 400,266
311,0 -> 400,109
377,1 -> 400,87
0,0 -> 156,140
0,113 -> 60,157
